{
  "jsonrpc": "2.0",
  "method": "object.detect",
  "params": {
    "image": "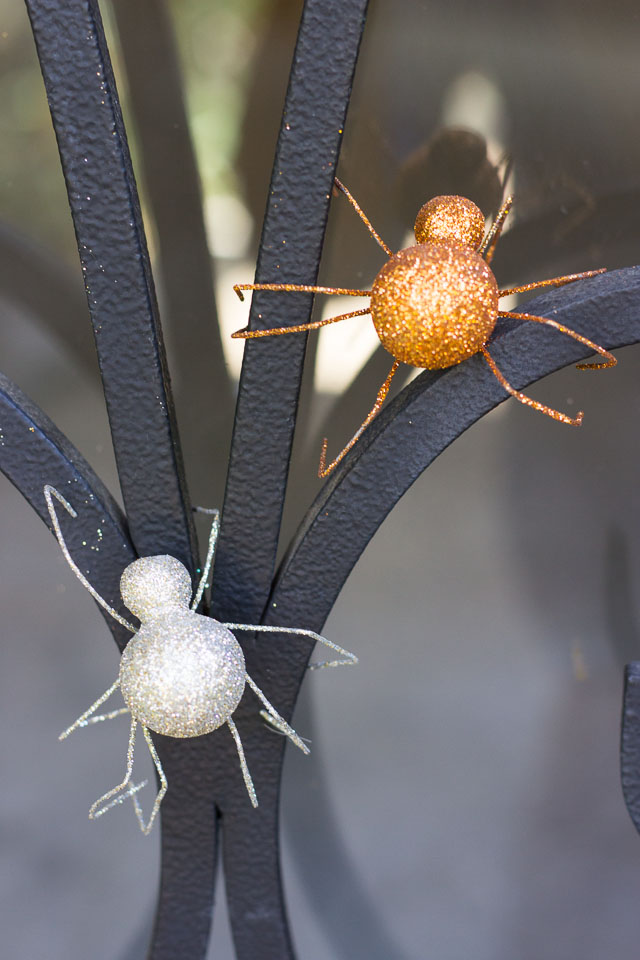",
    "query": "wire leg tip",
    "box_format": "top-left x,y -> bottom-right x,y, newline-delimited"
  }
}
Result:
318,438 -> 329,478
